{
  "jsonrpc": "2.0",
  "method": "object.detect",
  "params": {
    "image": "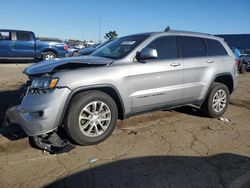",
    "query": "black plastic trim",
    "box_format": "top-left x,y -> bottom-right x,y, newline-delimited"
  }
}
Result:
125,99 -> 200,119
203,72 -> 234,101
